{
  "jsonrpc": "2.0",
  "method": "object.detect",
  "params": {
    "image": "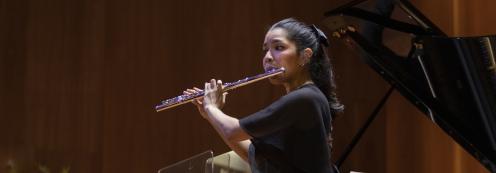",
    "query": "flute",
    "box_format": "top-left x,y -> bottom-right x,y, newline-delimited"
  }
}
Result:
155,67 -> 285,112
